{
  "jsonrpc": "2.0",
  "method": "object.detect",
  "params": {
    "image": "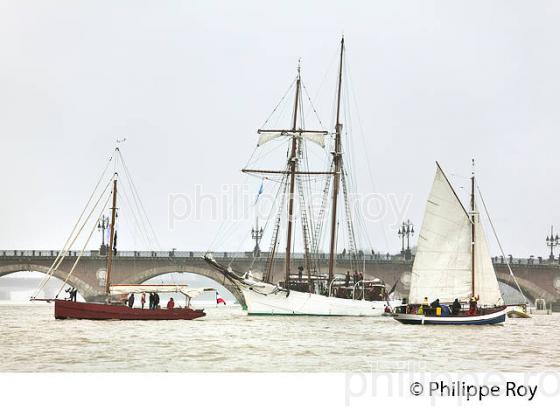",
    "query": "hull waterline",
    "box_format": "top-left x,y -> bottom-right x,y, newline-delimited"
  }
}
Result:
393,306 -> 507,325
54,300 -> 206,320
